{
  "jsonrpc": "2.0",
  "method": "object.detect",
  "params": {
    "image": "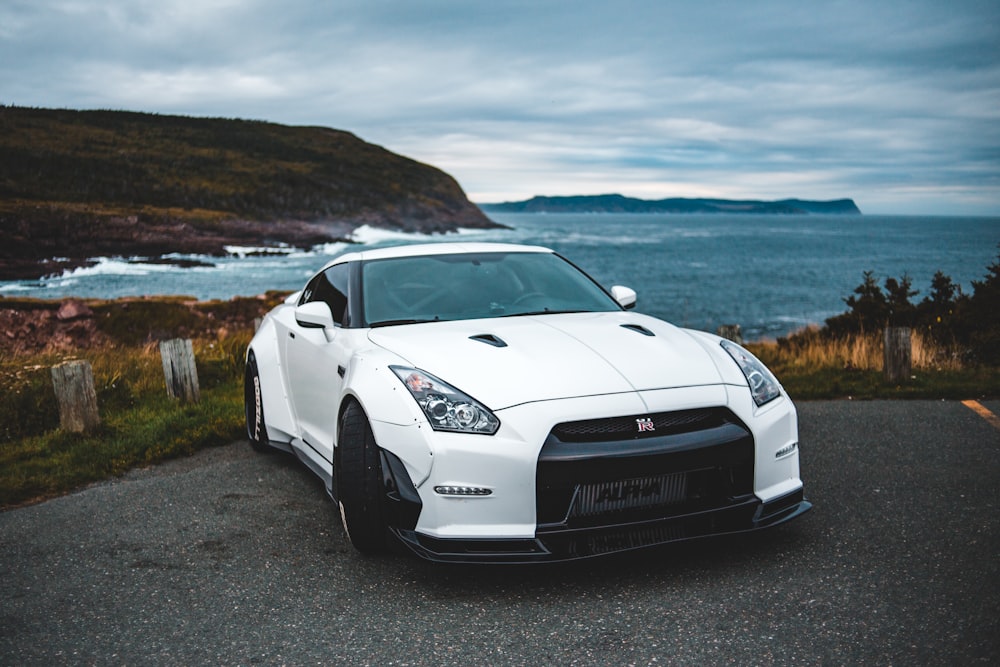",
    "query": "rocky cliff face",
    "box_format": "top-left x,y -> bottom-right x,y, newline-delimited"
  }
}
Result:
0,107 -> 502,280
